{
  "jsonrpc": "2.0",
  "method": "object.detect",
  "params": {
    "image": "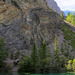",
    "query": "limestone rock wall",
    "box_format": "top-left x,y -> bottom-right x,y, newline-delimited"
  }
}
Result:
0,0 -> 64,51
